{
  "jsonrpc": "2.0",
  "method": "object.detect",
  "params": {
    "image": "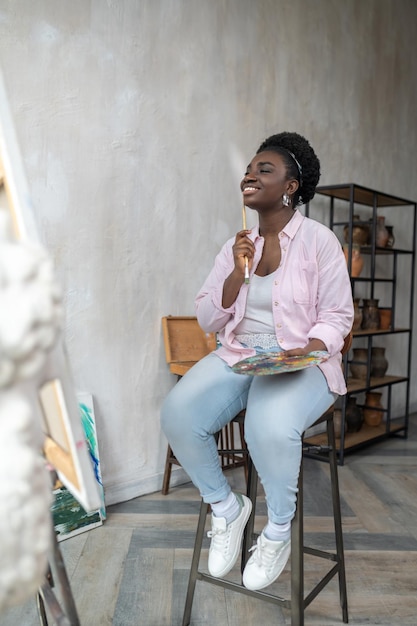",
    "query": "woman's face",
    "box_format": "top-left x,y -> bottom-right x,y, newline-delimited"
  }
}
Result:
240,150 -> 295,210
